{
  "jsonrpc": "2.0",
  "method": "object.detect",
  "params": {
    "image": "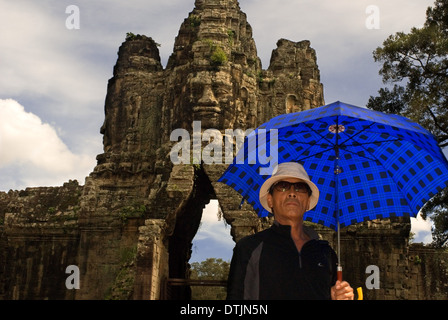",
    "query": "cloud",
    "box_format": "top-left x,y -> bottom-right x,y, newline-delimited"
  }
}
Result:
0,2 -> 107,109
240,0 -> 434,106
411,214 -> 433,244
195,200 -> 233,242
0,0 -> 434,132
0,99 -> 95,190
191,200 -> 235,262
